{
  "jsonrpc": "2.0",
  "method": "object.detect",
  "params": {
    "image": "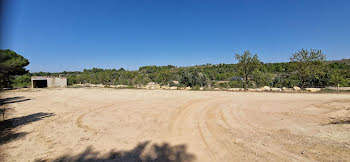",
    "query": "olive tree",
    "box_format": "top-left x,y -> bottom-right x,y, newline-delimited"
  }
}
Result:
235,50 -> 261,89
290,49 -> 326,88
